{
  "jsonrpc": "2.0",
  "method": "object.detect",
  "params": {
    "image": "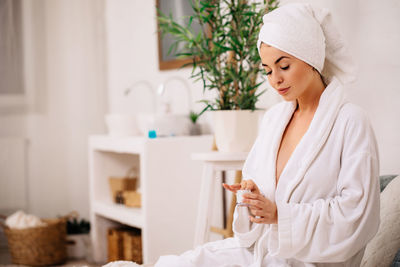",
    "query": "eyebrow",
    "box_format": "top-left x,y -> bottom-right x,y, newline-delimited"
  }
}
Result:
261,56 -> 290,67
